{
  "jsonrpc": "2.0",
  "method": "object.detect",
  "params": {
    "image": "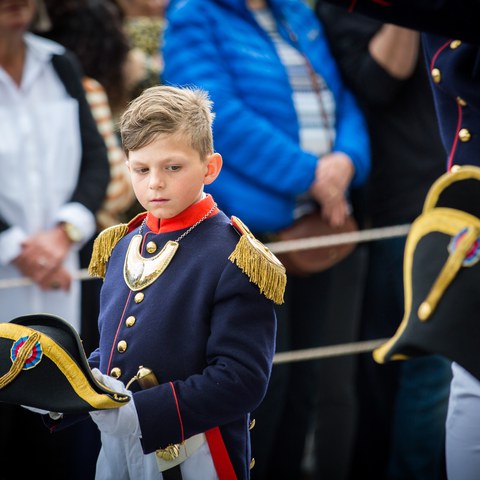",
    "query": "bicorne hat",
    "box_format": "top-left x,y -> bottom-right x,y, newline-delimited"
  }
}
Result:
373,165 -> 480,380
0,313 -> 130,413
